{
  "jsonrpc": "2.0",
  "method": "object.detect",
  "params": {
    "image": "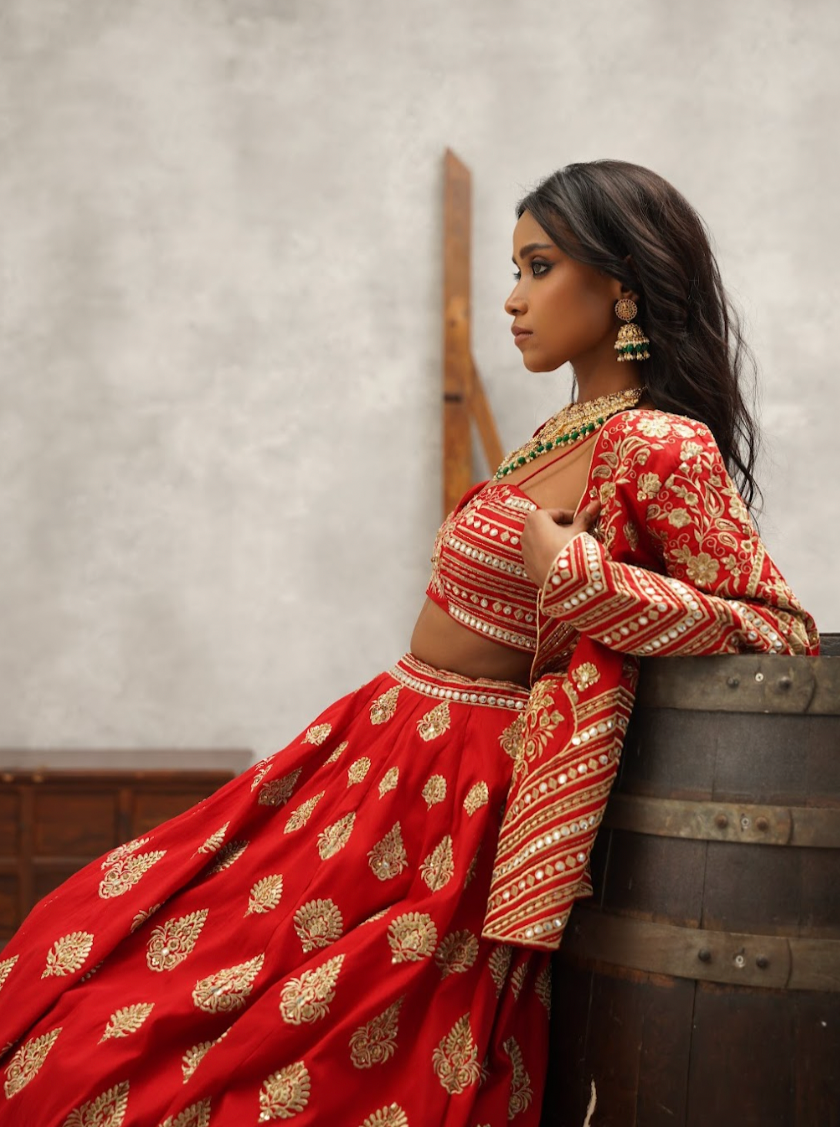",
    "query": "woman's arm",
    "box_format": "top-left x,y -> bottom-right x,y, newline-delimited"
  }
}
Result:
534,423 -> 819,657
